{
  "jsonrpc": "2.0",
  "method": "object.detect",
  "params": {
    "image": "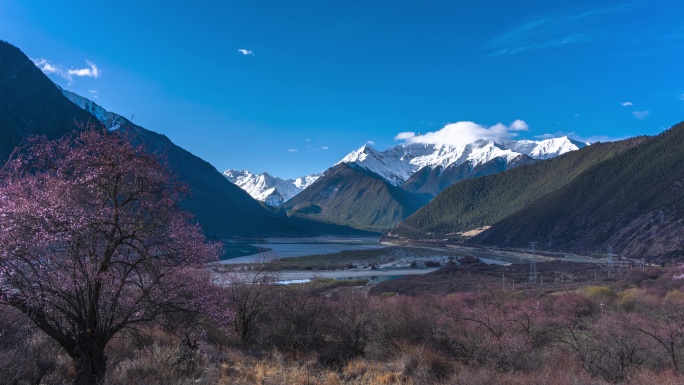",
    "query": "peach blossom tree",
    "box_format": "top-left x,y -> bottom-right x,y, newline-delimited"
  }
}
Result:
0,128 -> 225,385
